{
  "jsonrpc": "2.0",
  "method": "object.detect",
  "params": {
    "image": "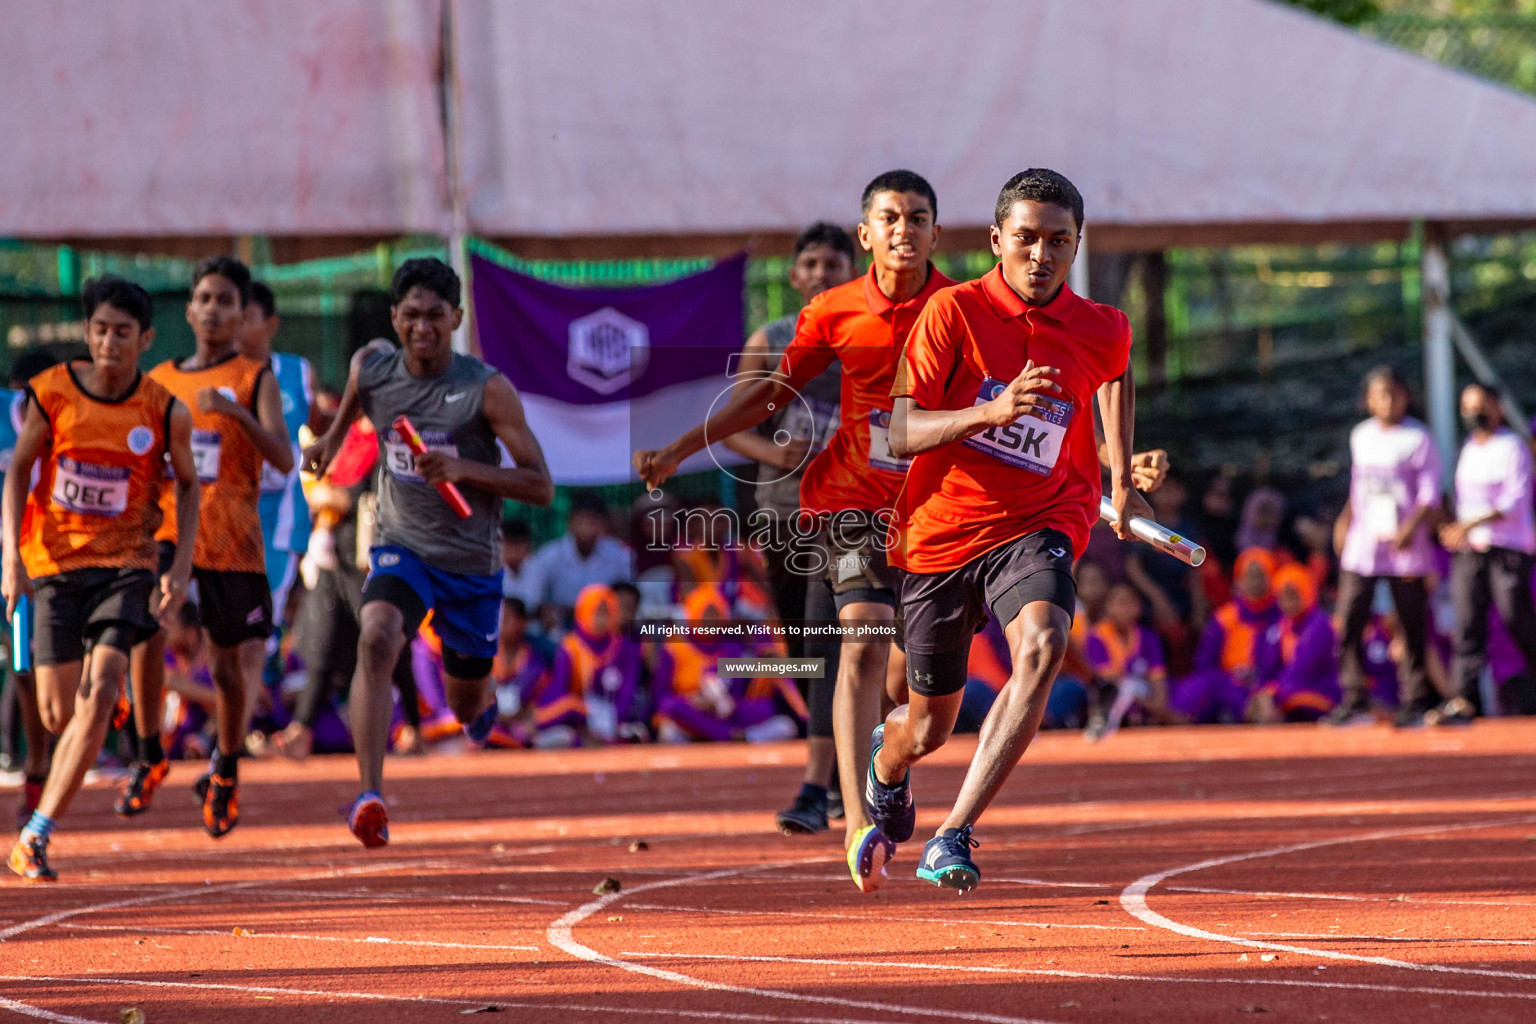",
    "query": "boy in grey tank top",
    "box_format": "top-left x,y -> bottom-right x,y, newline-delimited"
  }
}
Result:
306,259 -> 554,849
